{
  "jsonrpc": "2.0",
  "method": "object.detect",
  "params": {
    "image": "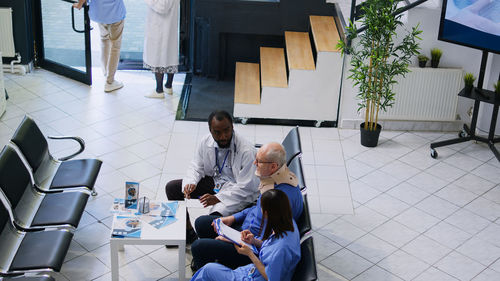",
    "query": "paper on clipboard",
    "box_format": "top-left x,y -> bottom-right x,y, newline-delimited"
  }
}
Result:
214,218 -> 258,254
